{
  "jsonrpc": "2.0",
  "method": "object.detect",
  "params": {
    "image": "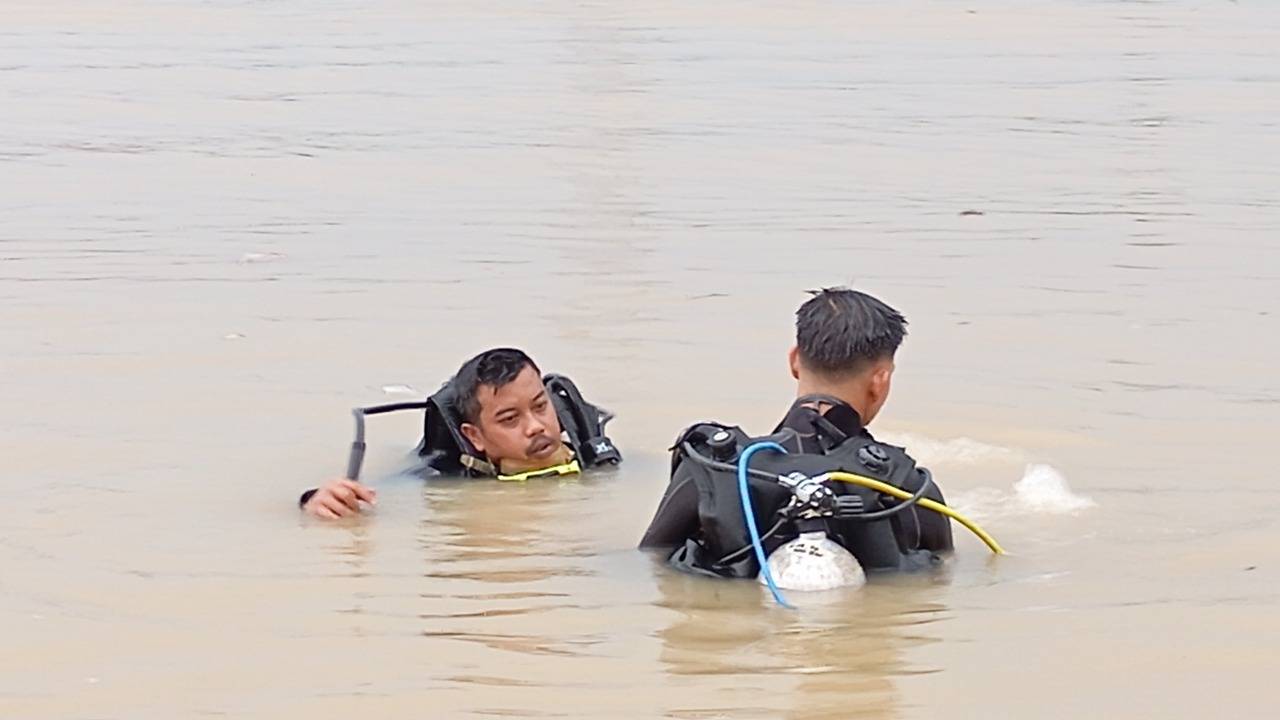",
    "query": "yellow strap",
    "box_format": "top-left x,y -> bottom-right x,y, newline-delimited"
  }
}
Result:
821,471 -> 1005,555
496,459 -> 582,482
